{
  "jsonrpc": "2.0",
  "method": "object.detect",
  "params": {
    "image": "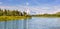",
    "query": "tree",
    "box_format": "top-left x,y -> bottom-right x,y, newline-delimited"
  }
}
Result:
23,11 -> 27,16
0,9 -> 3,16
3,9 -> 8,16
15,10 -> 20,16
